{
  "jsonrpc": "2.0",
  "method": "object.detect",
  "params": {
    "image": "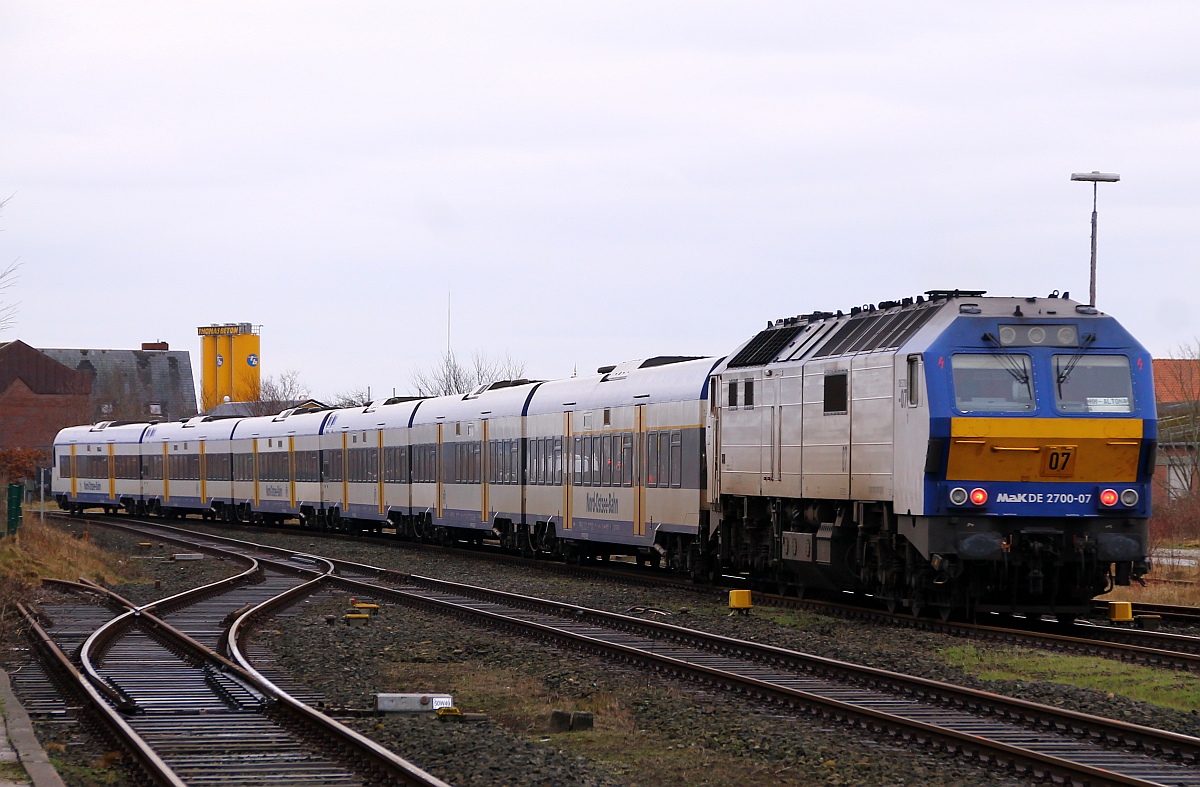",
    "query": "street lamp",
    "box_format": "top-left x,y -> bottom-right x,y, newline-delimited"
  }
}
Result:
1070,170 -> 1120,307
